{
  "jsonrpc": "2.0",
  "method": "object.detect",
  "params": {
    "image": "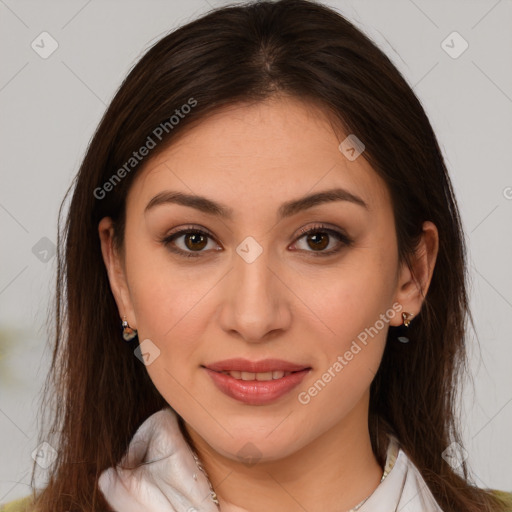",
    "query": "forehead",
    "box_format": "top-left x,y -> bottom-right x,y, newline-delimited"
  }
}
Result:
127,96 -> 391,217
